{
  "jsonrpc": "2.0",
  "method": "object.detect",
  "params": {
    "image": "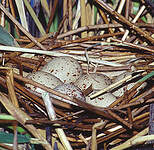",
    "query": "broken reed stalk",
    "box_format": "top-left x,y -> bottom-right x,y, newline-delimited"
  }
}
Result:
79,134 -> 88,145
91,123 -> 98,150
0,3 -> 46,50
54,127 -> 73,150
116,0 -> 126,32
88,121 -> 105,150
95,0 -> 154,44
